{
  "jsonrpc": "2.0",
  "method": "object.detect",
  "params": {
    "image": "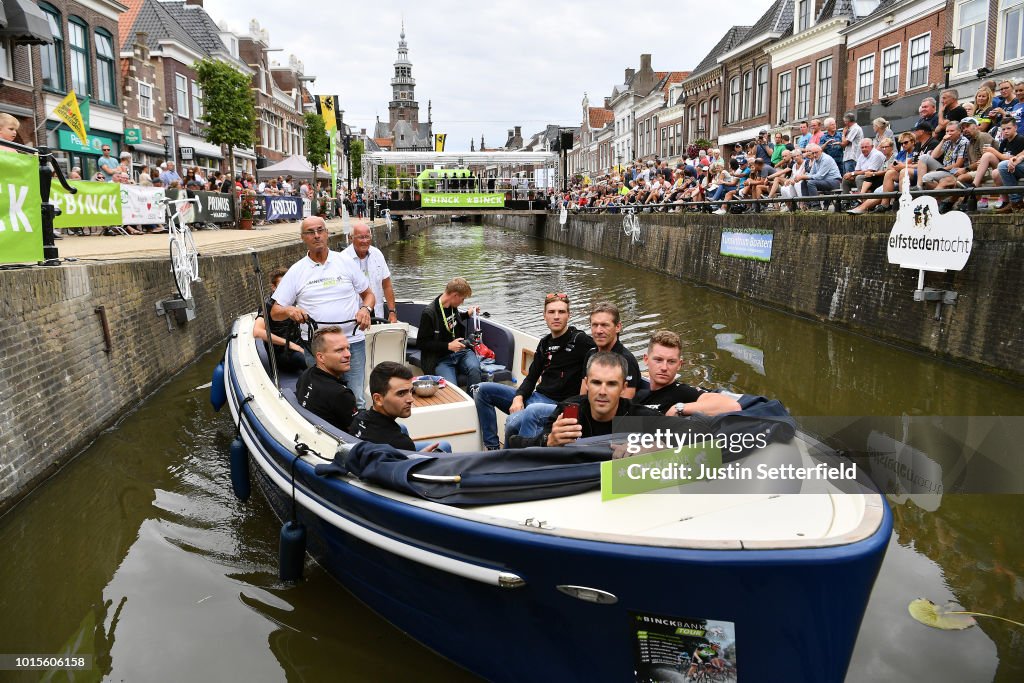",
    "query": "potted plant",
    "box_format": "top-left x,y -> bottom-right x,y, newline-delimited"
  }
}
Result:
239,189 -> 257,229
